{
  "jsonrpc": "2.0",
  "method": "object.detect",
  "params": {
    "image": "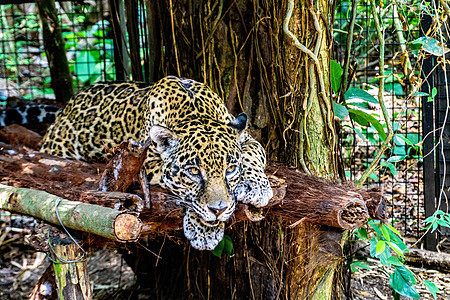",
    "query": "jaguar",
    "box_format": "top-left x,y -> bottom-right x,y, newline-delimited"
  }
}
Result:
6,76 -> 273,250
